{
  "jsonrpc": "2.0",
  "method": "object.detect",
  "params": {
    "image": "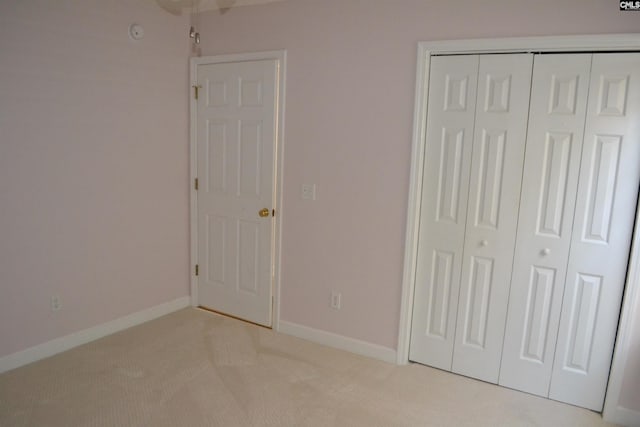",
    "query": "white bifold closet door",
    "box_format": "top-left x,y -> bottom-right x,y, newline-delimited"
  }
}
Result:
411,51 -> 640,412
409,53 -> 533,382
500,53 -> 640,411
409,55 -> 478,371
498,54 -> 593,397
548,53 -> 640,409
